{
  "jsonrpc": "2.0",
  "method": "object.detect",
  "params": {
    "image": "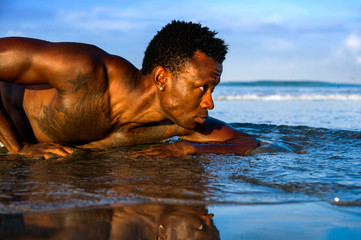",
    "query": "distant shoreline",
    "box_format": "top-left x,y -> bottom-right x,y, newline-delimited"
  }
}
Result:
219,80 -> 361,87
